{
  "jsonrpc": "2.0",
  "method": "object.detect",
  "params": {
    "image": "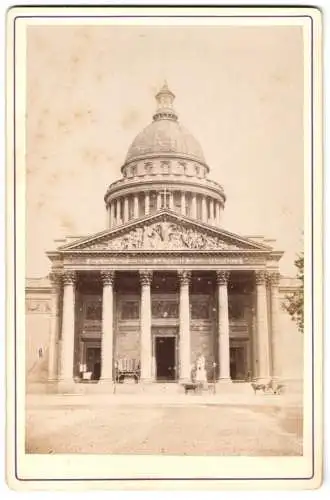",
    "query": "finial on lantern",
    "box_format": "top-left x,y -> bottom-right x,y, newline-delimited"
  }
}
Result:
153,81 -> 178,121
